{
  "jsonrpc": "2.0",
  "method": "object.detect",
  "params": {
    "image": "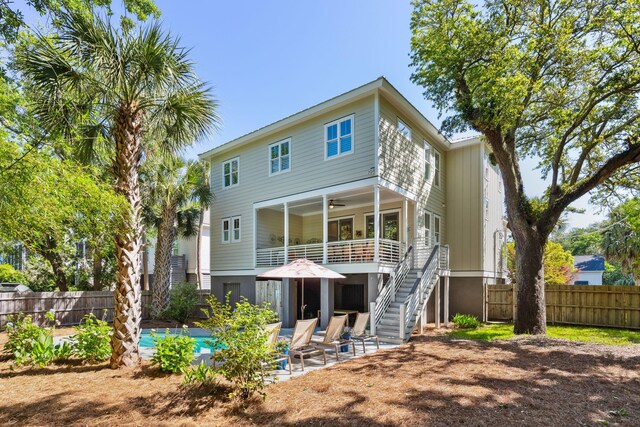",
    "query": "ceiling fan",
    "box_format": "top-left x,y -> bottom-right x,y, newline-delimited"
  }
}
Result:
328,199 -> 345,209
